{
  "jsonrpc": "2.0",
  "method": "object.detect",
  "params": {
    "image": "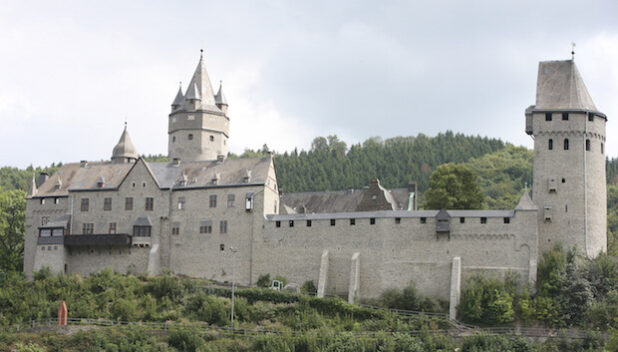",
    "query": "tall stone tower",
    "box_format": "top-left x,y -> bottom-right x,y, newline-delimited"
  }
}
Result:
526,59 -> 607,257
168,51 -> 230,161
